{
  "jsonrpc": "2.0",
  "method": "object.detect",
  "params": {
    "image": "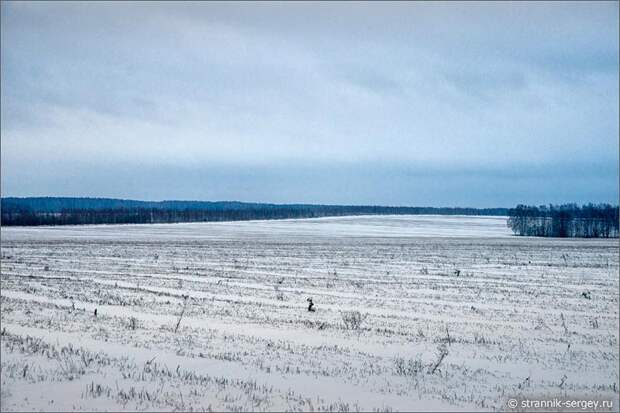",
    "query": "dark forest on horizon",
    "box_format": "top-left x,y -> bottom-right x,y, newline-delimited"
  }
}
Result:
0,197 -> 508,226
1,197 -> 618,238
